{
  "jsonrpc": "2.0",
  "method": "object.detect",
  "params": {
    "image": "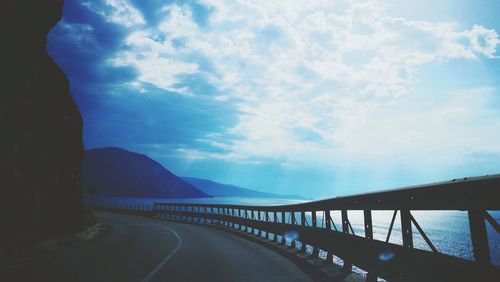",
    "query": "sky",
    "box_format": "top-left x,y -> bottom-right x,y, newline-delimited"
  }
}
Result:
48,0 -> 500,199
